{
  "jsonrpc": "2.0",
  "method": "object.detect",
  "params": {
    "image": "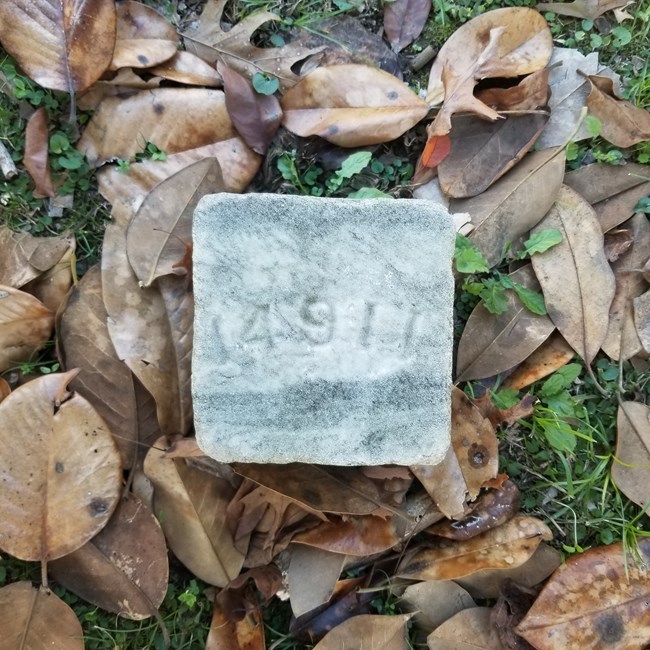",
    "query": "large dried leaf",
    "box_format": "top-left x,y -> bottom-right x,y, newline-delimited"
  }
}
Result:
150,51 -> 223,87
397,516 -> 552,581
49,494 -> 168,620
475,67 -> 550,112
0,0 -> 116,92
384,0 -> 431,52
587,75 -> 650,148
78,88 -> 238,166
456,265 -> 555,382
426,7 -> 552,136
23,107 -> 55,198
24,243 -> 75,314
439,113 -> 549,198
537,0 -> 631,20
77,67 -> 163,110
451,147 -> 565,268
530,185 -> 617,364
182,0 -> 324,91
313,614 -> 413,650
0,582 -> 83,650
517,538 -> 650,649
143,438 -> 245,586
427,607 -> 502,650
0,285 -> 54,373
400,581 -> 476,631
0,371 -> 122,561
281,64 -> 429,147
126,158 -> 224,287
612,401 -> 650,512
